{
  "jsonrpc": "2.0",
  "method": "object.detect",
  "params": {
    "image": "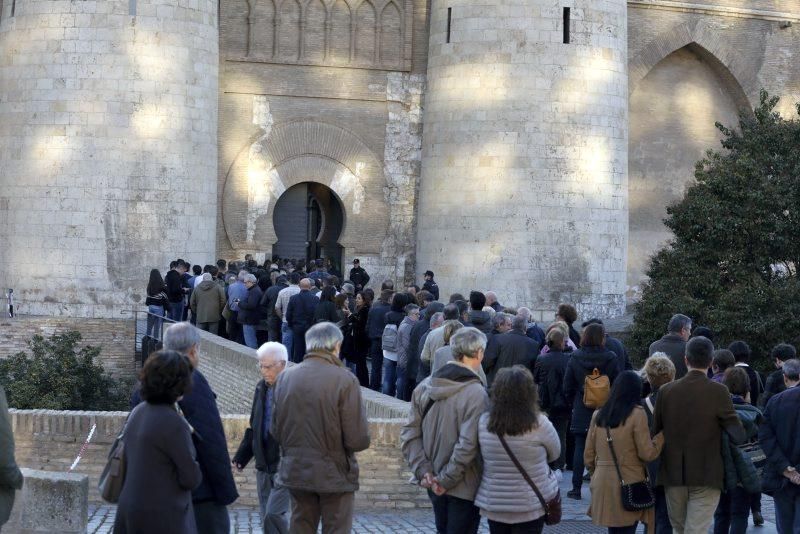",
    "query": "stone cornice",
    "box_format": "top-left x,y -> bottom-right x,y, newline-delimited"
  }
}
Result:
628,0 -> 800,23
